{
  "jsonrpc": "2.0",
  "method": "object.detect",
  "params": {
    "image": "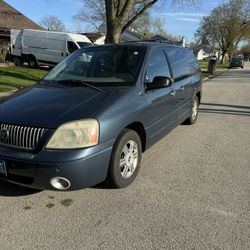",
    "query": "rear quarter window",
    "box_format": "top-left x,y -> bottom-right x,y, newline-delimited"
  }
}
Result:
165,47 -> 200,80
